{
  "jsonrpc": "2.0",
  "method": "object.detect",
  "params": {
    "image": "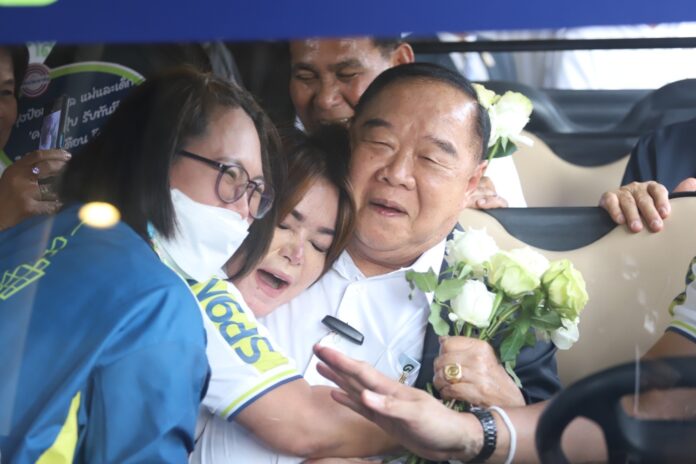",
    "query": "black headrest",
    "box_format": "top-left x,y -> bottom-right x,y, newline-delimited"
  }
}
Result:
484,207 -> 617,251
537,132 -> 637,166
